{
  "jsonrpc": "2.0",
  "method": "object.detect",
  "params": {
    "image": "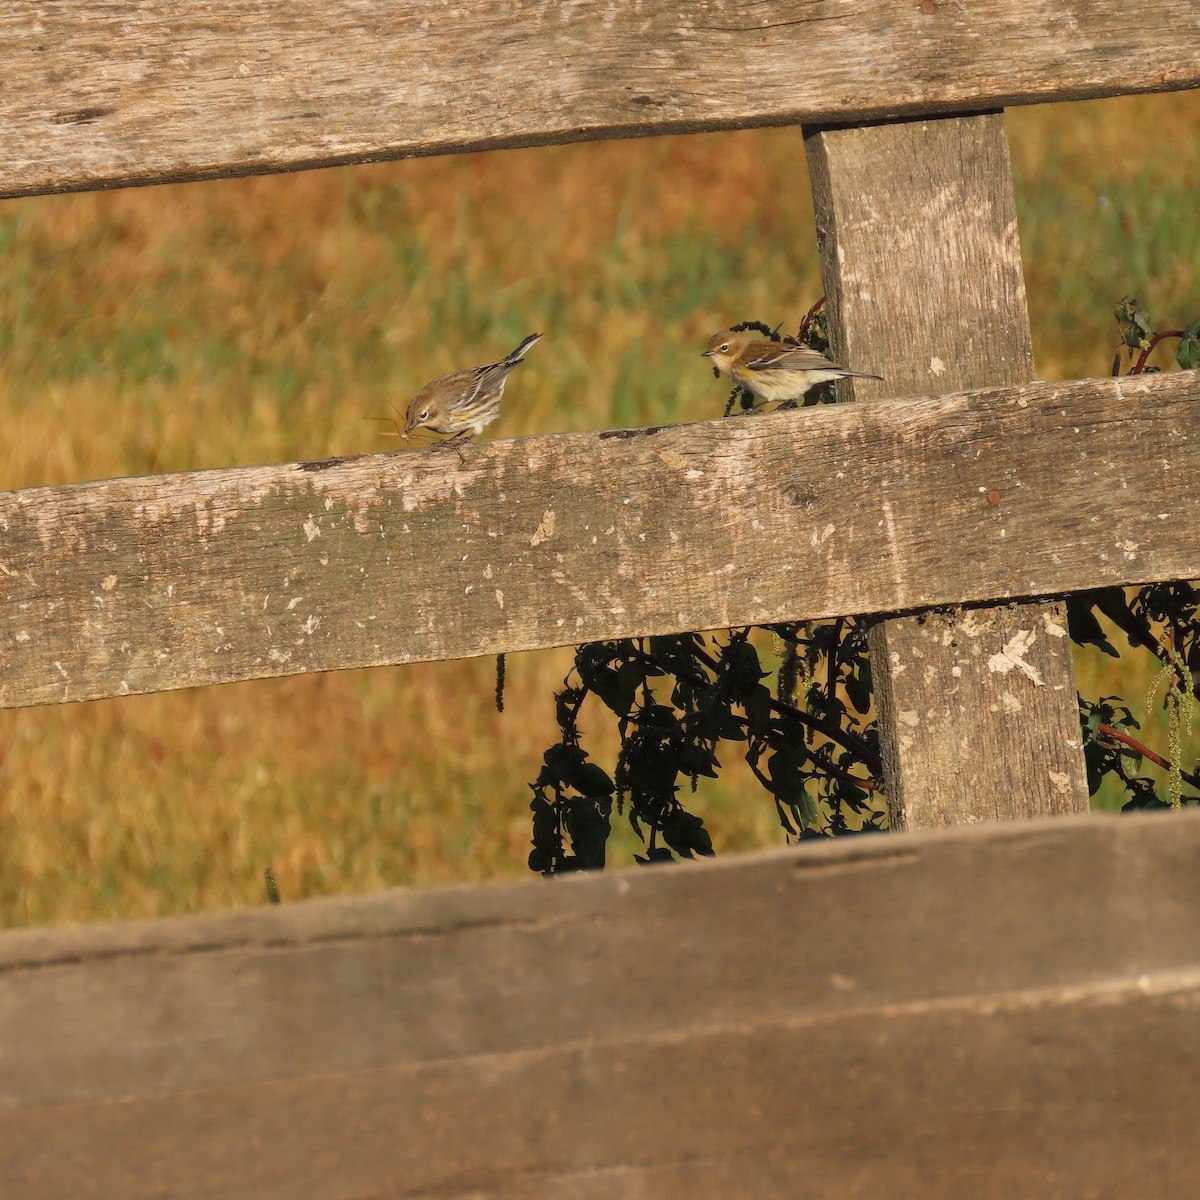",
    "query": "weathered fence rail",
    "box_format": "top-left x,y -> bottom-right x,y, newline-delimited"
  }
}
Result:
3,1 -> 1199,198
808,109 -> 1088,825
3,1 -> 1200,1194
1,371 -> 1197,709
2,812 -> 1199,1198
